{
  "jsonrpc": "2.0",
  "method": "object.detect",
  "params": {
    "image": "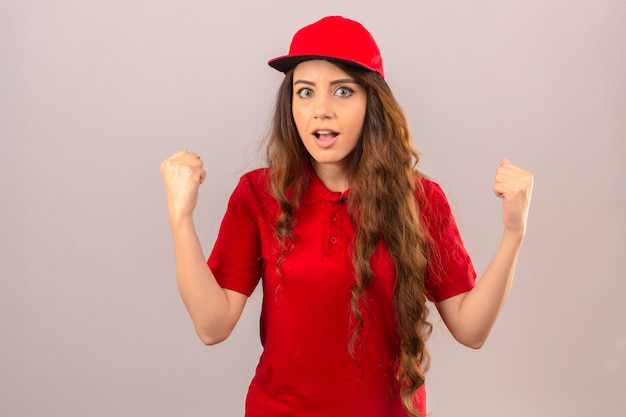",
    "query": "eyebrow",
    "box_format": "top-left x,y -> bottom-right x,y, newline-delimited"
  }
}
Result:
293,78 -> 358,86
